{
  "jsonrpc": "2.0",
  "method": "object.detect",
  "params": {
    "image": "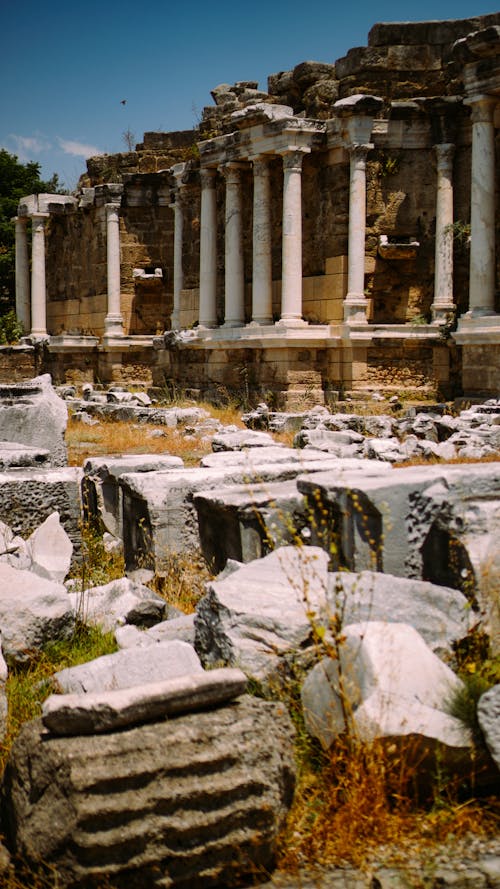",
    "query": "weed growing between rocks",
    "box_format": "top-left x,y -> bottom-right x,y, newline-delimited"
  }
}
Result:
149,551 -> 213,613
0,622 -> 117,778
